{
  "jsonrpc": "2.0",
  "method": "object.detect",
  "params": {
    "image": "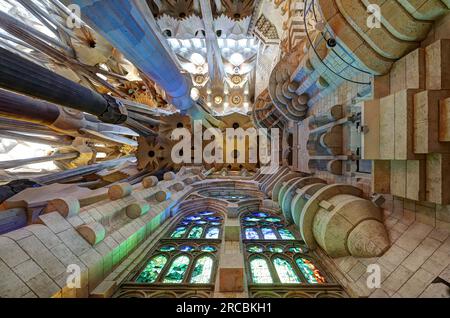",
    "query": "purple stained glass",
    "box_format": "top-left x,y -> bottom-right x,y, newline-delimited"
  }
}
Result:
252,212 -> 268,218
180,245 -> 195,252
